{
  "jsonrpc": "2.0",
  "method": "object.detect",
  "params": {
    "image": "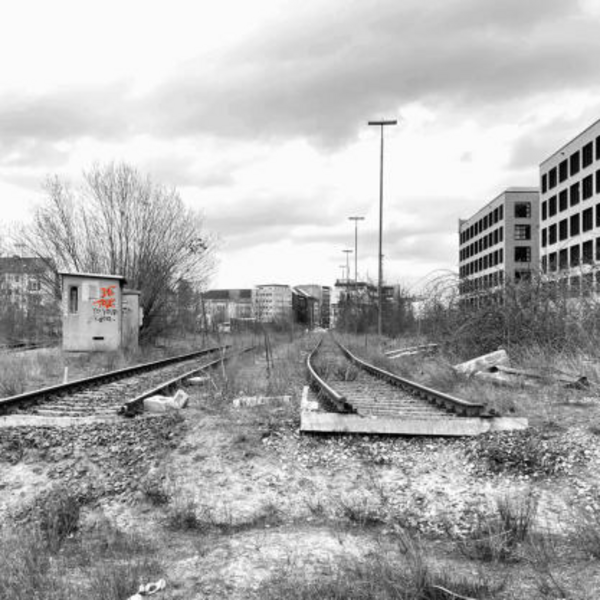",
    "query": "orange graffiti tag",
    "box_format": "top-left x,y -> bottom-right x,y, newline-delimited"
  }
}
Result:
93,285 -> 116,309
